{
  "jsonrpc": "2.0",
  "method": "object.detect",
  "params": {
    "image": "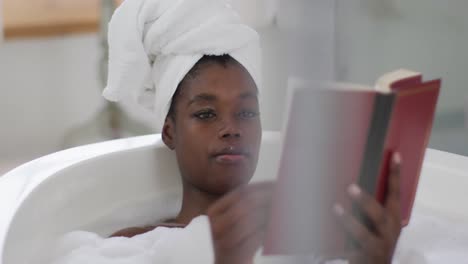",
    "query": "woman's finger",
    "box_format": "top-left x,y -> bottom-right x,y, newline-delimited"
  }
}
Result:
333,203 -> 381,254
221,182 -> 272,224
212,195 -> 271,249
207,181 -> 273,252
385,152 -> 402,222
347,184 -> 387,236
235,229 -> 266,262
207,181 -> 273,216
